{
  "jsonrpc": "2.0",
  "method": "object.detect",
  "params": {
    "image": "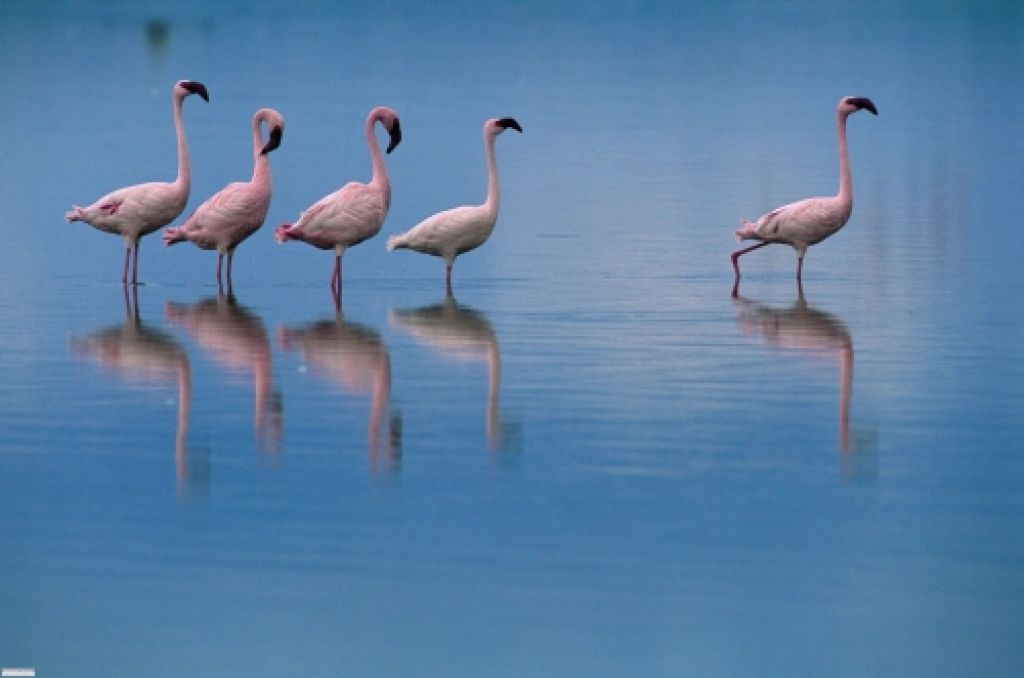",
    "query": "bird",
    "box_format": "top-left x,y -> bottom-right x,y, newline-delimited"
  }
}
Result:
163,108 -> 285,291
731,96 -> 878,296
275,106 -> 402,295
65,80 -> 210,285
387,117 -> 522,293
